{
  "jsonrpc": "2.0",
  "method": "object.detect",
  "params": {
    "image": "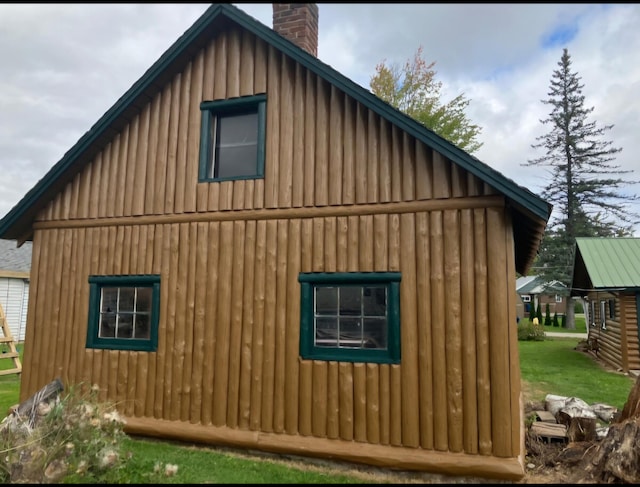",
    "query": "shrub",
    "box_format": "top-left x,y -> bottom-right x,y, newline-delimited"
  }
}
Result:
561,314 -> 567,328
553,312 -> 559,327
0,383 -> 127,484
517,320 -> 545,341
536,302 -> 543,324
